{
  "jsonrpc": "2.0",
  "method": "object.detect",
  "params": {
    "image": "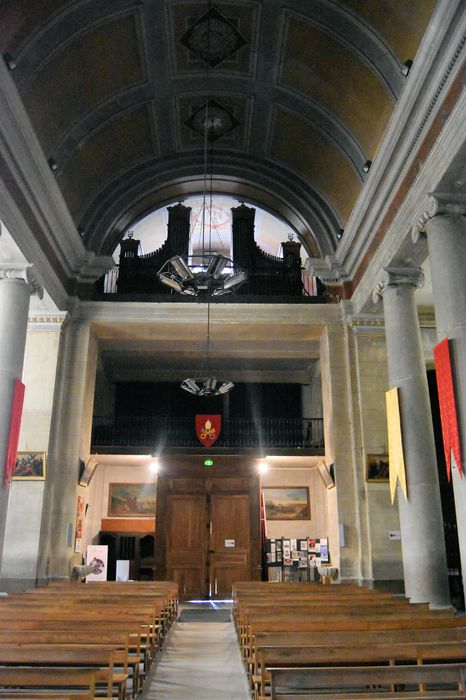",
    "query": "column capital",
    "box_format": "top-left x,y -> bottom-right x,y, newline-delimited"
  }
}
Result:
372,266 -> 424,304
0,263 -> 44,298
412,193 -> 466,243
